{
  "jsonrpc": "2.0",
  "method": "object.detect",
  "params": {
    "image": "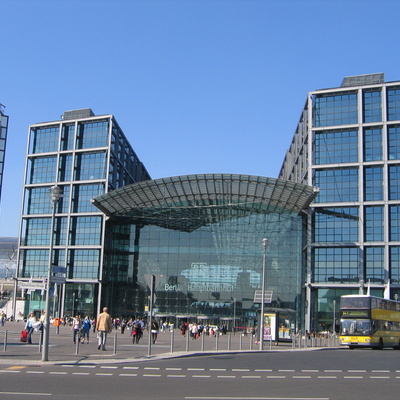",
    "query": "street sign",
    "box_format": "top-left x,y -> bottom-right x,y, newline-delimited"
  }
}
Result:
253,290 -> 273,304
50,276 -> 66,284
18,282 -> 46,290
52,266 -> 67,274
